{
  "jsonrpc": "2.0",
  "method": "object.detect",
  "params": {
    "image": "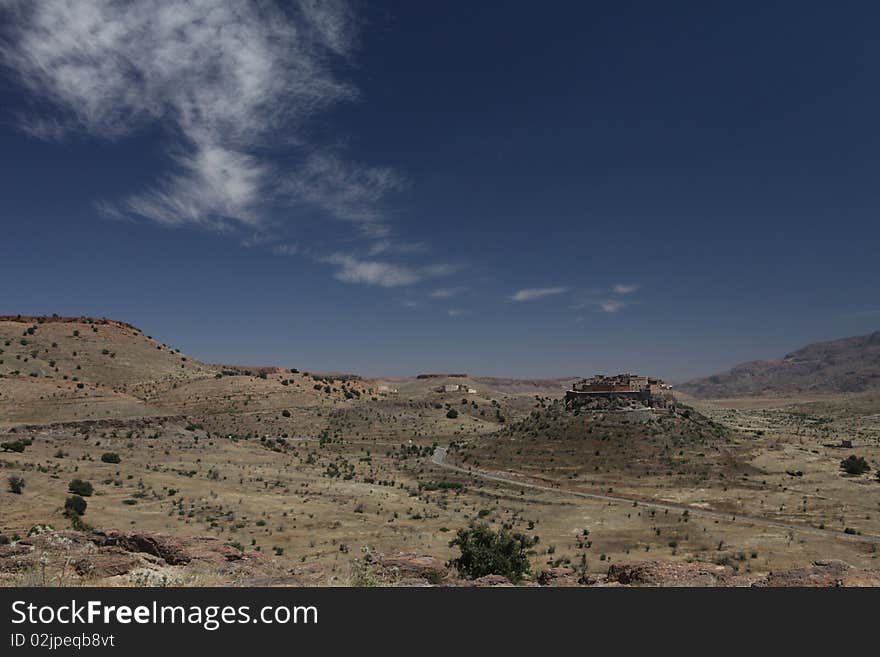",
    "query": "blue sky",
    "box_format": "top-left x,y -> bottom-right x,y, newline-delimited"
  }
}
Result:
1,1 -> 878,380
